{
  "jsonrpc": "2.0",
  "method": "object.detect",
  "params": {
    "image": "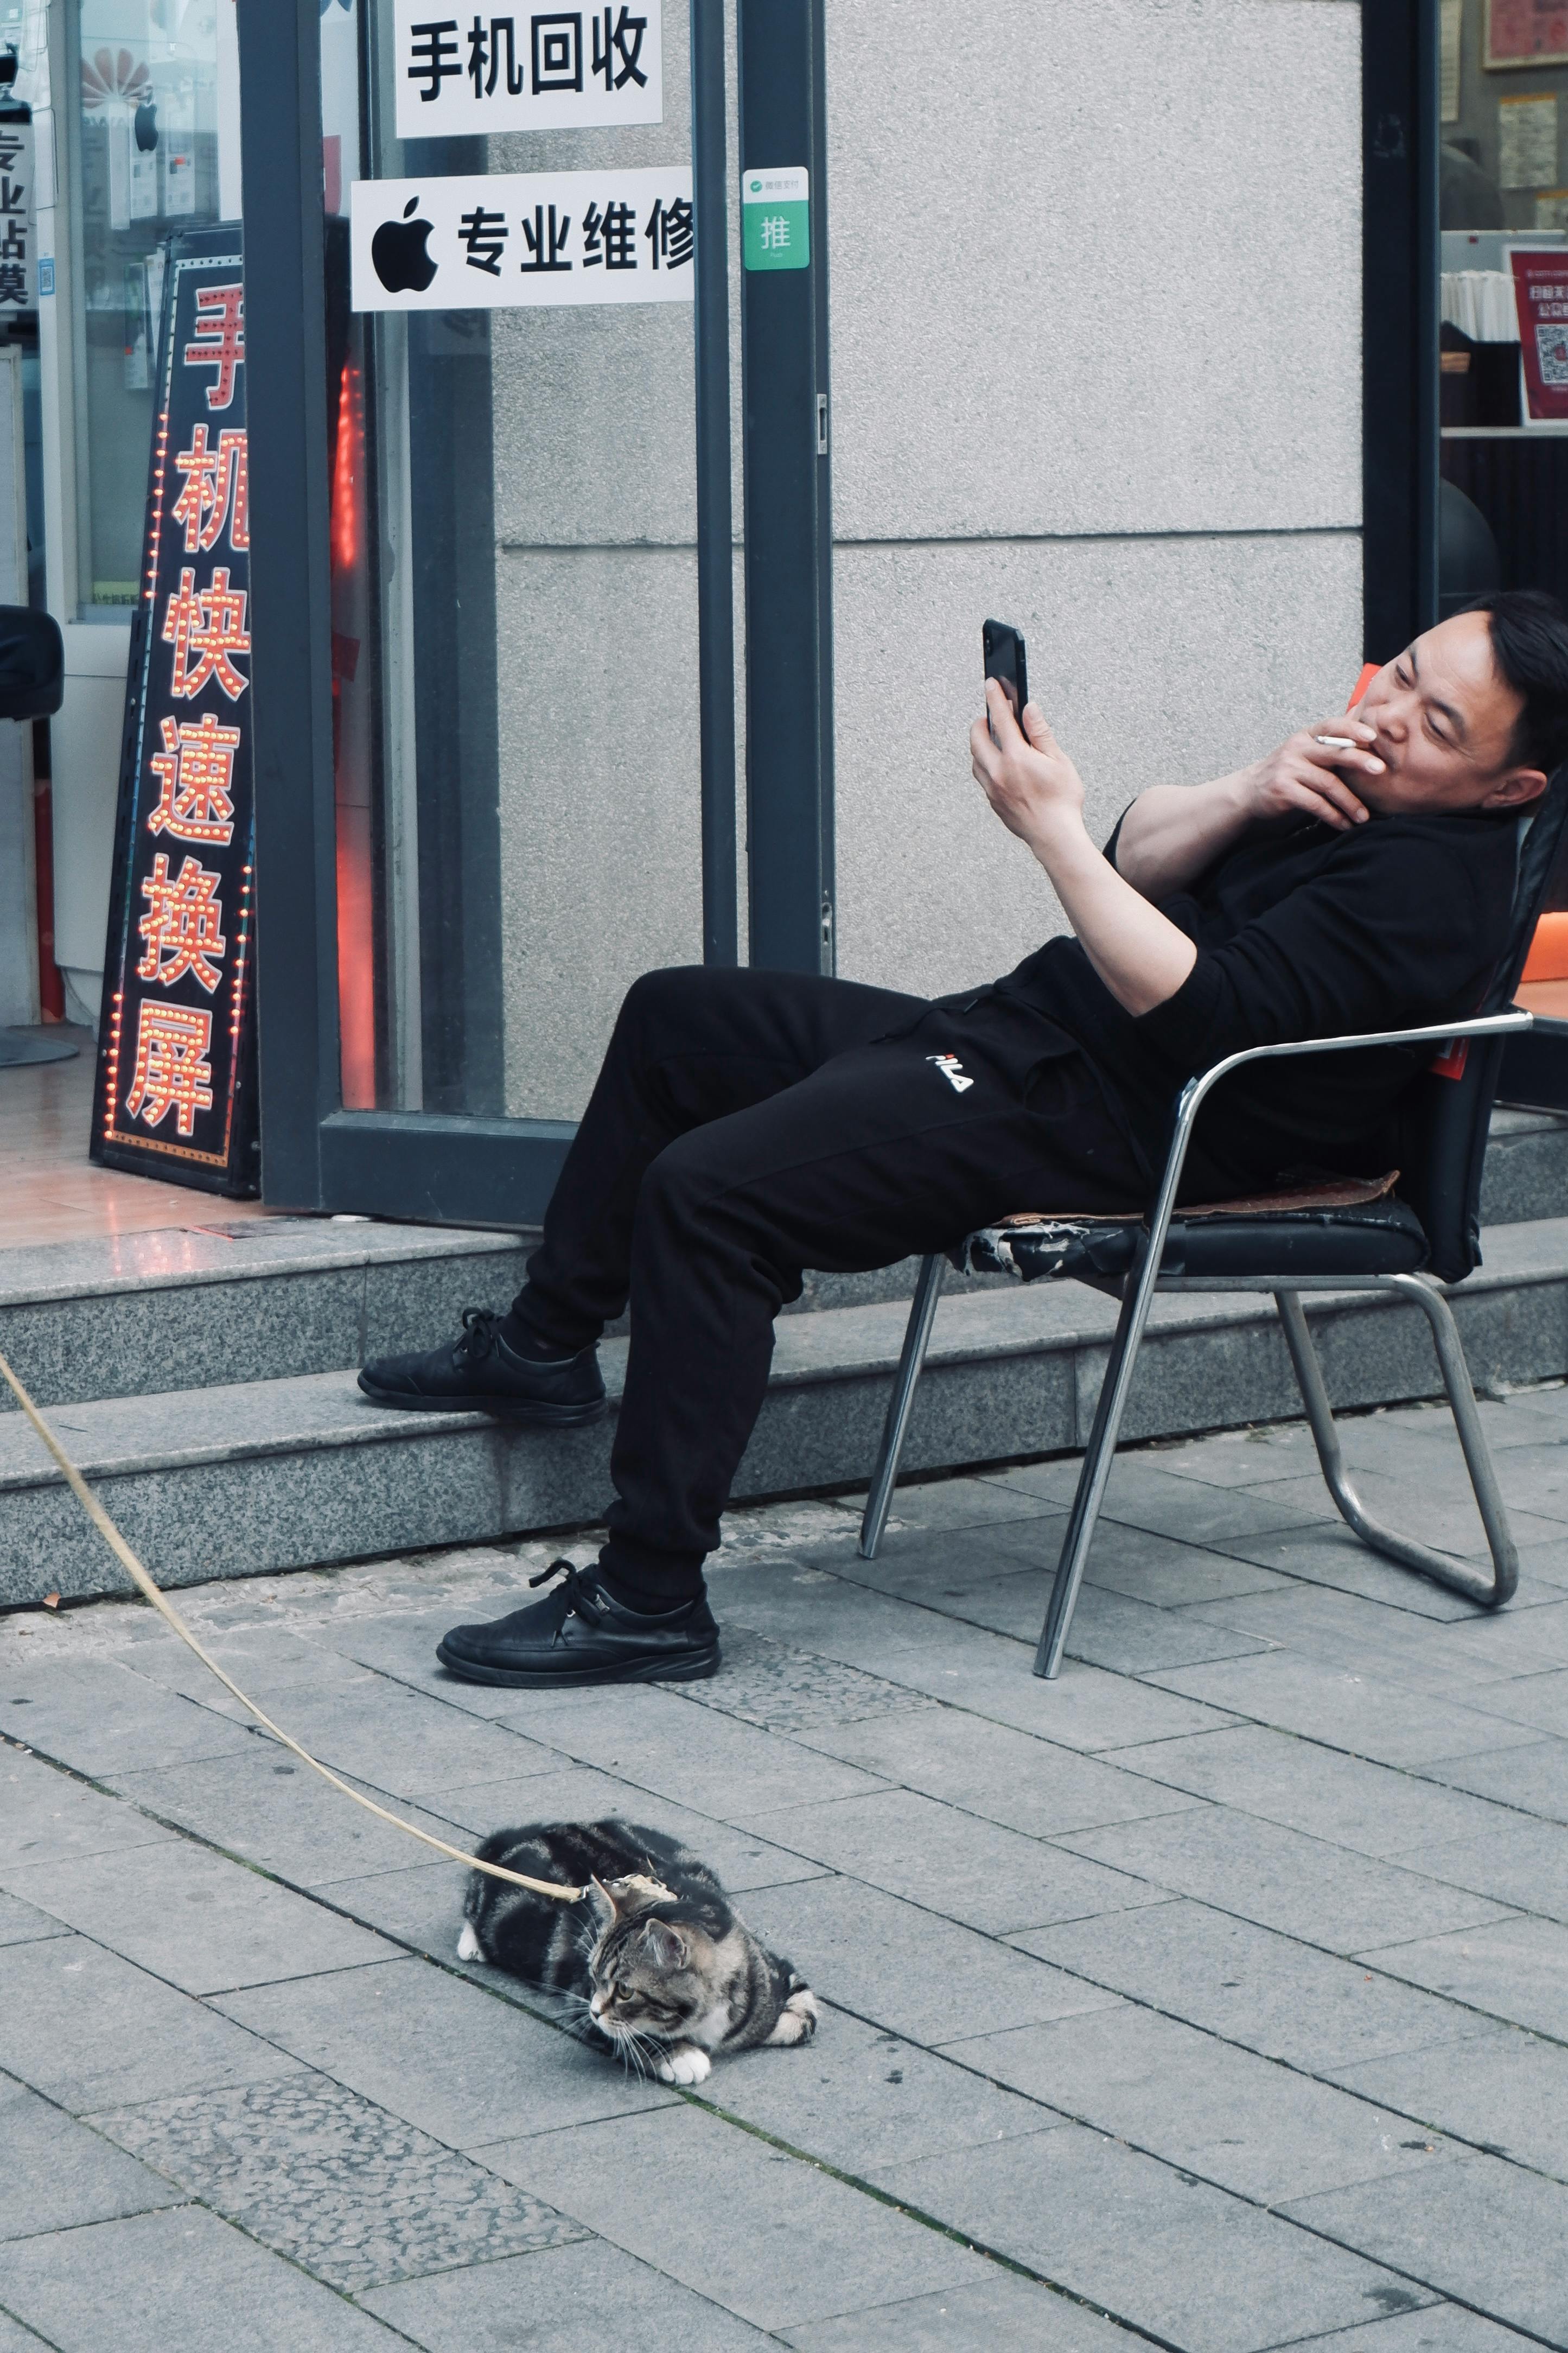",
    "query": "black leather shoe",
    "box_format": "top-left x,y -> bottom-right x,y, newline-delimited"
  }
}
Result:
437,1561 -> 720,1688
358,1309 -> 605,1425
